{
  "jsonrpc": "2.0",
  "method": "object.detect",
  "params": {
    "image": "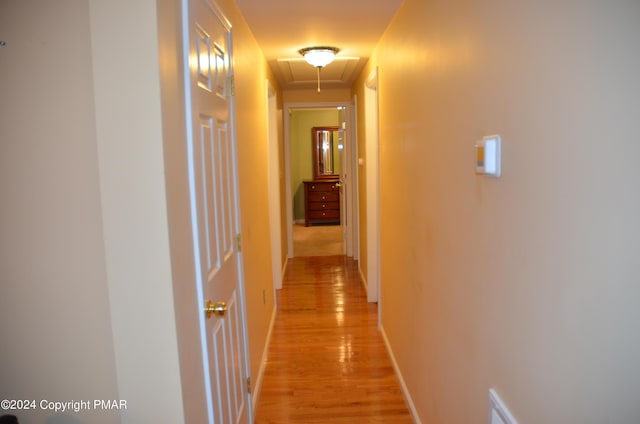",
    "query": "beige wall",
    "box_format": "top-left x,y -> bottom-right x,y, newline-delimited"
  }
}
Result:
90,0 -> 185,421
356,0 -> 640,423
0,1 -> 121,423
